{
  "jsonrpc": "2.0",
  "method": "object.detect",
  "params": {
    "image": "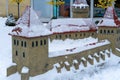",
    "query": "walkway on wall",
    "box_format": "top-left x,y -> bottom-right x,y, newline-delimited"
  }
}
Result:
54,49 -> 111,73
